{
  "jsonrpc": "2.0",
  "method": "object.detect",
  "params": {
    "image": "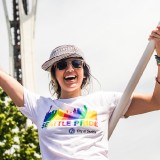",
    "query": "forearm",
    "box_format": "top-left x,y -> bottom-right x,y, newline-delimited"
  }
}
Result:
0,68 -> 24,107
152,67 -> 160,108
